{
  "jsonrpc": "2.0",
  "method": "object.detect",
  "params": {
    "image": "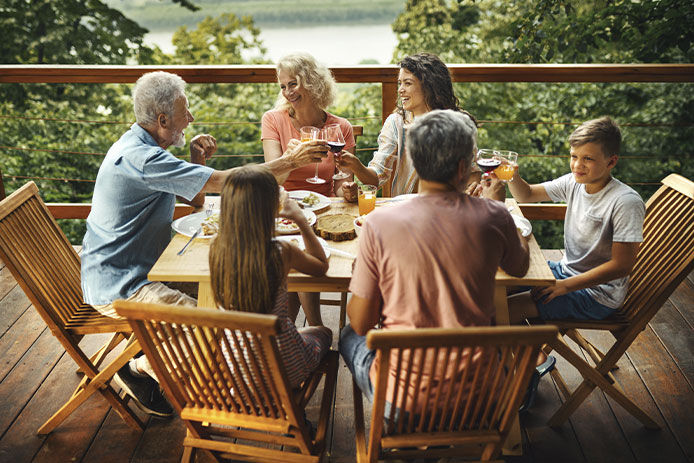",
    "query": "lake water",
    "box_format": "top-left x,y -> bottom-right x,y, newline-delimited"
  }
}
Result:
145,24 -> 397,65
